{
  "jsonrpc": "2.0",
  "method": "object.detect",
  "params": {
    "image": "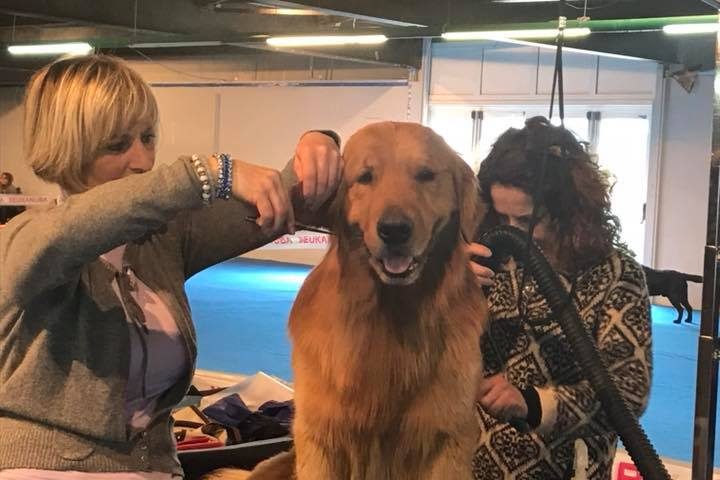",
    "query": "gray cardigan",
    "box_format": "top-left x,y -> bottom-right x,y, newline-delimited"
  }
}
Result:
0,157 -> 300,475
